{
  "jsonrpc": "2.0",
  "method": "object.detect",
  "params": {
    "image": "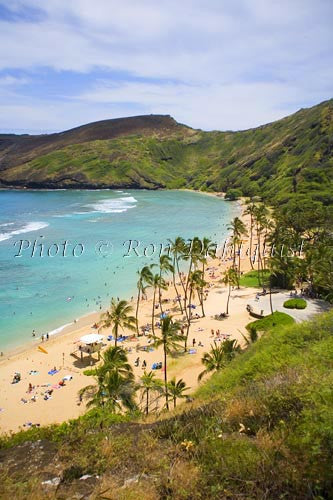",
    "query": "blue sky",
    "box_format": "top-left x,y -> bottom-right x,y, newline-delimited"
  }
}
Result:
0,0 -> 332,134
